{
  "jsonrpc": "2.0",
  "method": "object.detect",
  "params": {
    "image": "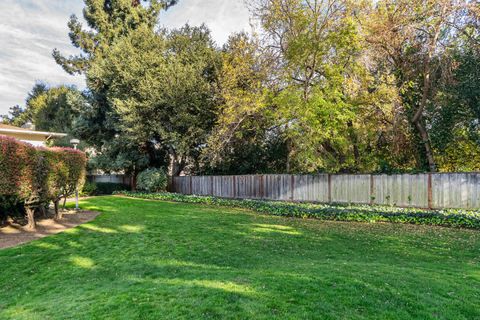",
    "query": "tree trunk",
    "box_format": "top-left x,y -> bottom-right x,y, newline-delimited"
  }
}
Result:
347,121 -> 360,170
408,3 -> 446,173
25,208 -> 36,230
413,119 -> 436,172
286,139 -> 292,174
131,173 -> 137,191
54,200 -> 62,220
39,206 -> 47,218
170,153 -> 186,177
